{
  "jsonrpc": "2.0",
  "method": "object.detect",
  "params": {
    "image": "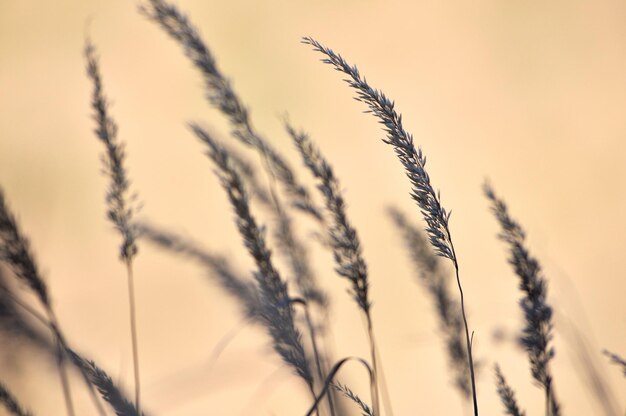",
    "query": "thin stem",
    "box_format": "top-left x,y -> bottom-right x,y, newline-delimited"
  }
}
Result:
302,302 -> 336,416
374,336 -> 394,416
450,241 -> 478,416
545,382 -> 550,416
317,320 -> 346,416
126,259 -> 141,414
47,309 -> 75,416
309,386 -> 321,416
365,315 -> 380,416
